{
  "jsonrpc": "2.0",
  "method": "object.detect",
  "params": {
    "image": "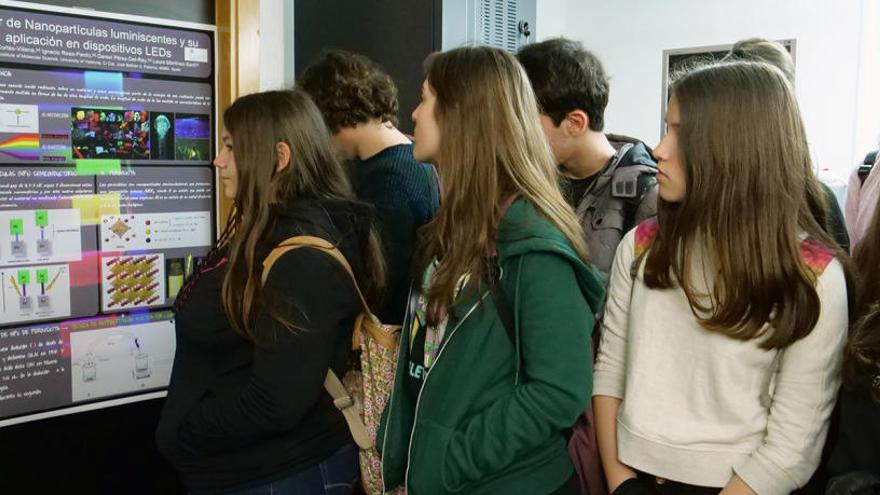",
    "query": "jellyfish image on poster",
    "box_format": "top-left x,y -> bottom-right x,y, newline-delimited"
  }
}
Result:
154,114 -> 172,159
